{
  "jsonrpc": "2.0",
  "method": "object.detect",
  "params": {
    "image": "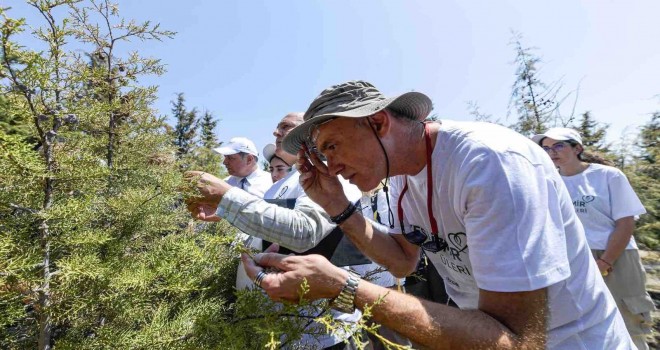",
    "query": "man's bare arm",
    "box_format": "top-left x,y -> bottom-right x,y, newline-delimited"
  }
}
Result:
356,282 -> 547,350
244,253 -> 548,350
337,207 -> 420,277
